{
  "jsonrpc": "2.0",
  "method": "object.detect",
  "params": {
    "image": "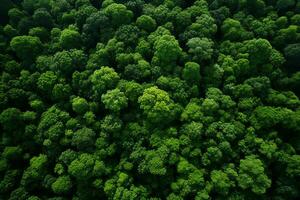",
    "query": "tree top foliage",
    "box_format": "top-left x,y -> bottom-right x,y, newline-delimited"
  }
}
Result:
0,0 -> 300,199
